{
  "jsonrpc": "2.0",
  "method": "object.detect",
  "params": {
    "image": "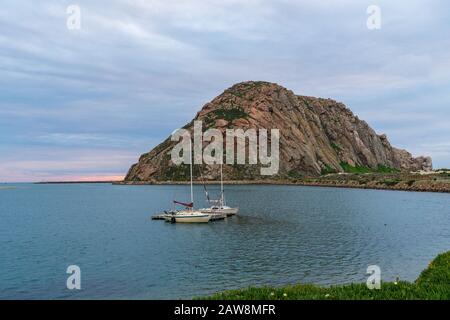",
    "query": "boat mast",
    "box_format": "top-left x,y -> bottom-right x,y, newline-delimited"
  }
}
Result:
190,138 -> 194,209
220,162 -> 224,207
